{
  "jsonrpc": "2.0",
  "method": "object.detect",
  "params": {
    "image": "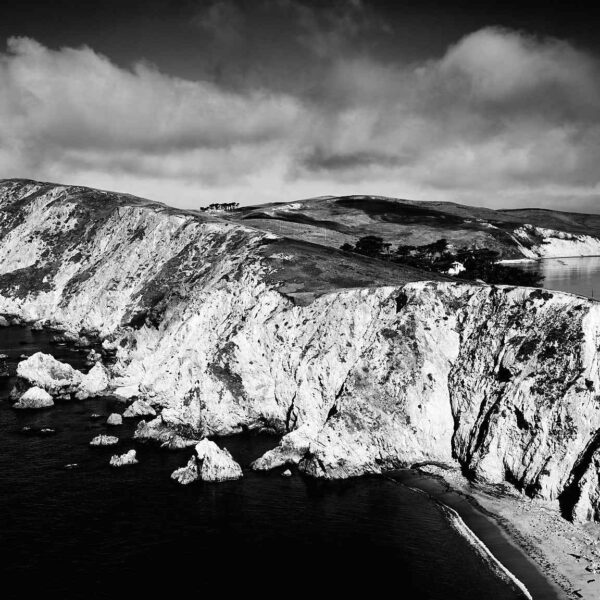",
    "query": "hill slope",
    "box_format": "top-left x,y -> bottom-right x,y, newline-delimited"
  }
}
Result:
224,195 -> 600,260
